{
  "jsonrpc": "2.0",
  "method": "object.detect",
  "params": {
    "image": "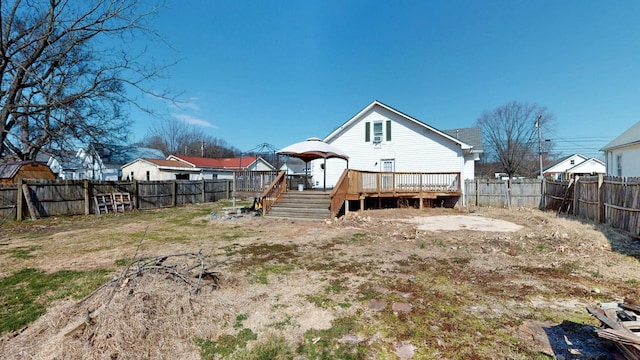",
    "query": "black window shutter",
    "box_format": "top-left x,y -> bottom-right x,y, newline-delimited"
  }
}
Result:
365,122 -> 370,142
386,120 -> 391,141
